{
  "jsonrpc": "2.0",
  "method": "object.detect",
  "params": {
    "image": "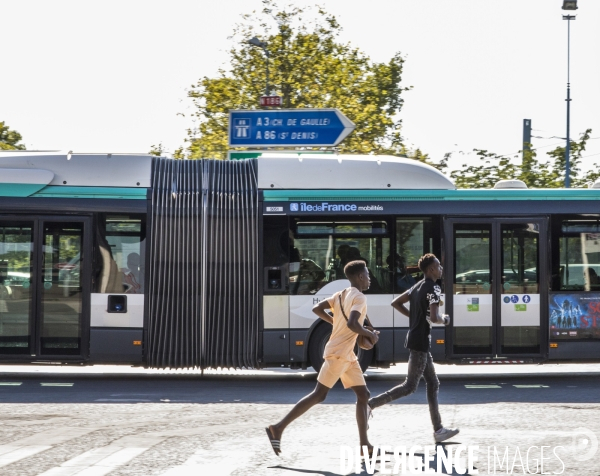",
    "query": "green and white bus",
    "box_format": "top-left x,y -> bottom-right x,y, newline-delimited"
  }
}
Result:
0,151 -> 599,369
